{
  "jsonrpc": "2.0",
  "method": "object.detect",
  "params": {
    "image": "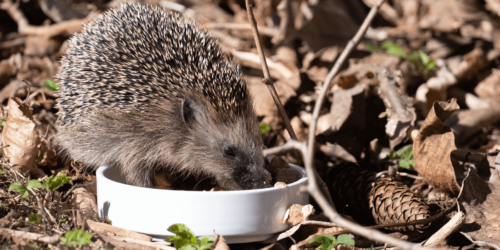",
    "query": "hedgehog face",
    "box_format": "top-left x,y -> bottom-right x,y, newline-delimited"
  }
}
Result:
181,97 -> 267,190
